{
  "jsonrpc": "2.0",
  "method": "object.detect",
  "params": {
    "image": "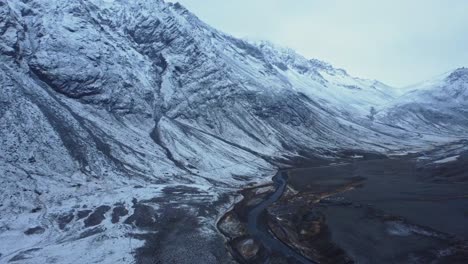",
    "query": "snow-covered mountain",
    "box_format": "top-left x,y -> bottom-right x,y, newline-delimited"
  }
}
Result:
253,40 -> 401,116
0,0 -> 467,263
377,68 -> 468,136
